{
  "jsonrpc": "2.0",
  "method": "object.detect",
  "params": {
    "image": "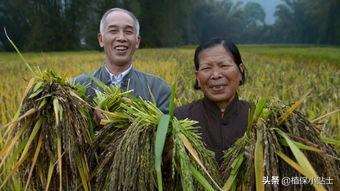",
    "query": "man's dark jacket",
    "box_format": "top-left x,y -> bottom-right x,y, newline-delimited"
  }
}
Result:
74,66 -> 170,113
